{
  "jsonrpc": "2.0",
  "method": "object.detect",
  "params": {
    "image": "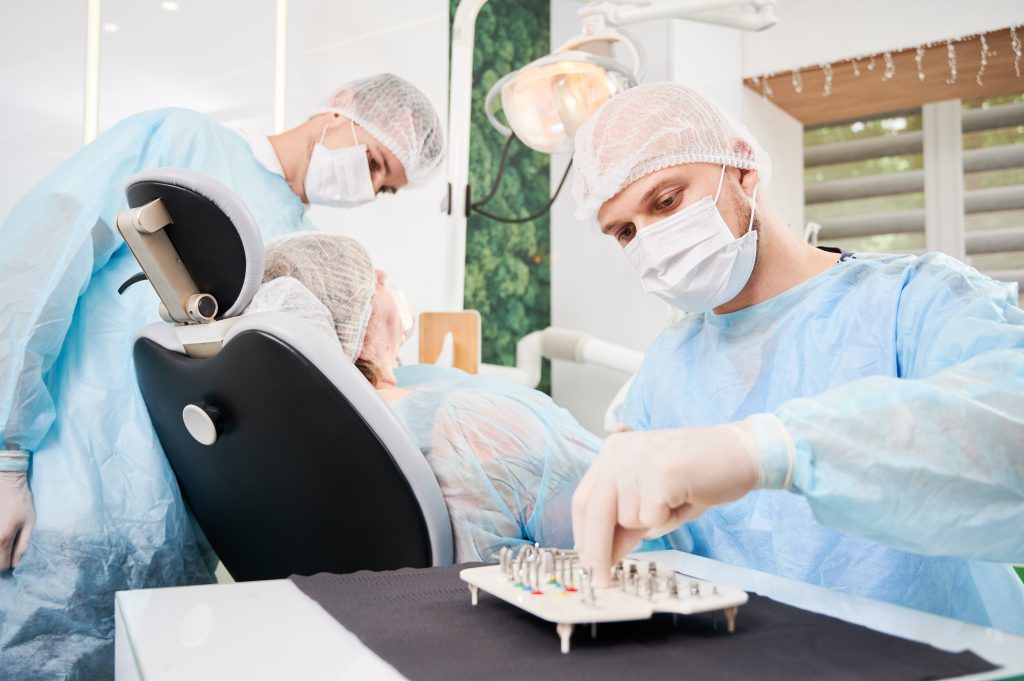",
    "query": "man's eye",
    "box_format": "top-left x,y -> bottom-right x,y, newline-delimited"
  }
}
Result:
368,157 -> 380,172
616,225 -> 635,245
656,193 -> 677,210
